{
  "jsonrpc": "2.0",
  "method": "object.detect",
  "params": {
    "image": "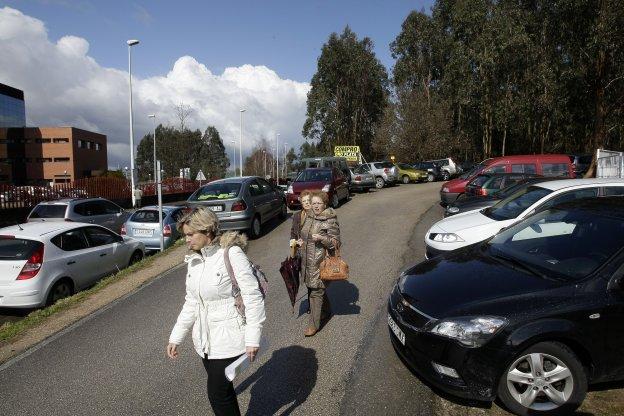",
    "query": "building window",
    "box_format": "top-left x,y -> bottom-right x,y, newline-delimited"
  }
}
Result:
53,138 -> 69,143
35,138 -> 51,143
95,143 -> 102,151
54,157 -> 70,162
87,141 -> 92,149
36,158 -> 52,163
